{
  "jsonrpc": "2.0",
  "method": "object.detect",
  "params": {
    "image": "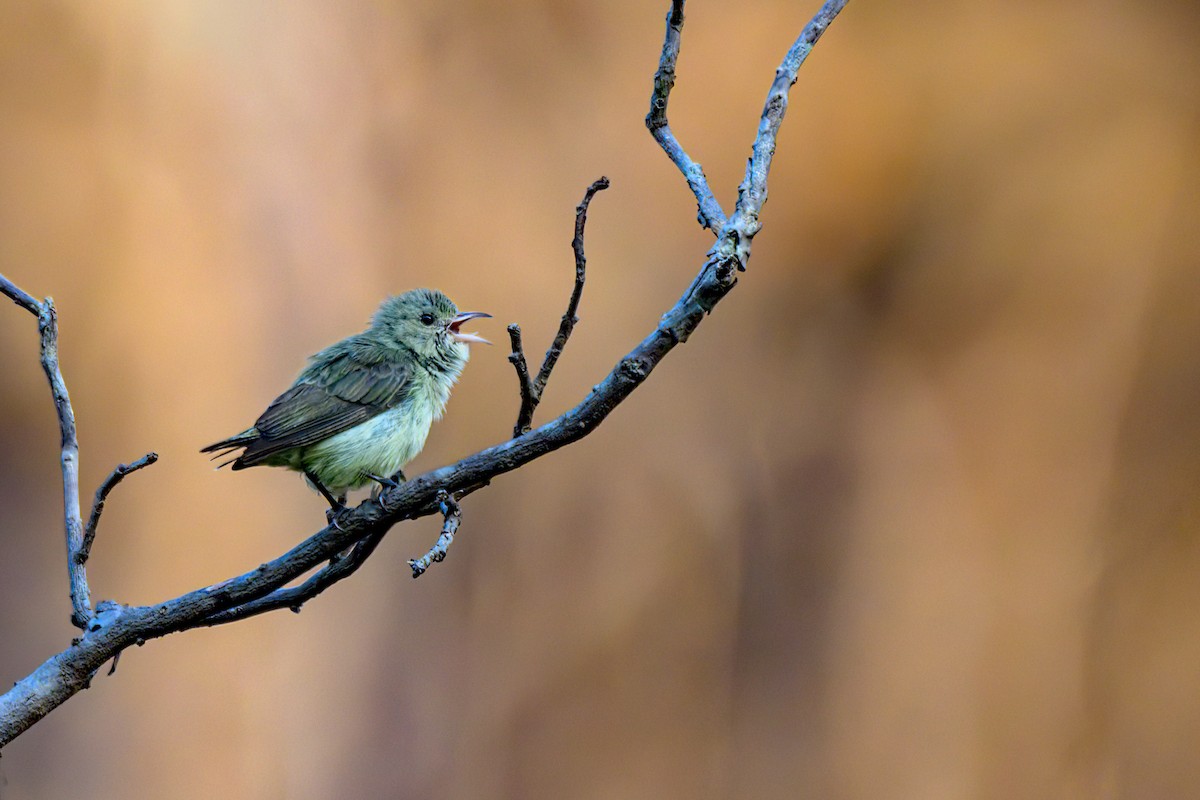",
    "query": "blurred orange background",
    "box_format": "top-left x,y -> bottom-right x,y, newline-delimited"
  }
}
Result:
2,1 -> 1199,798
